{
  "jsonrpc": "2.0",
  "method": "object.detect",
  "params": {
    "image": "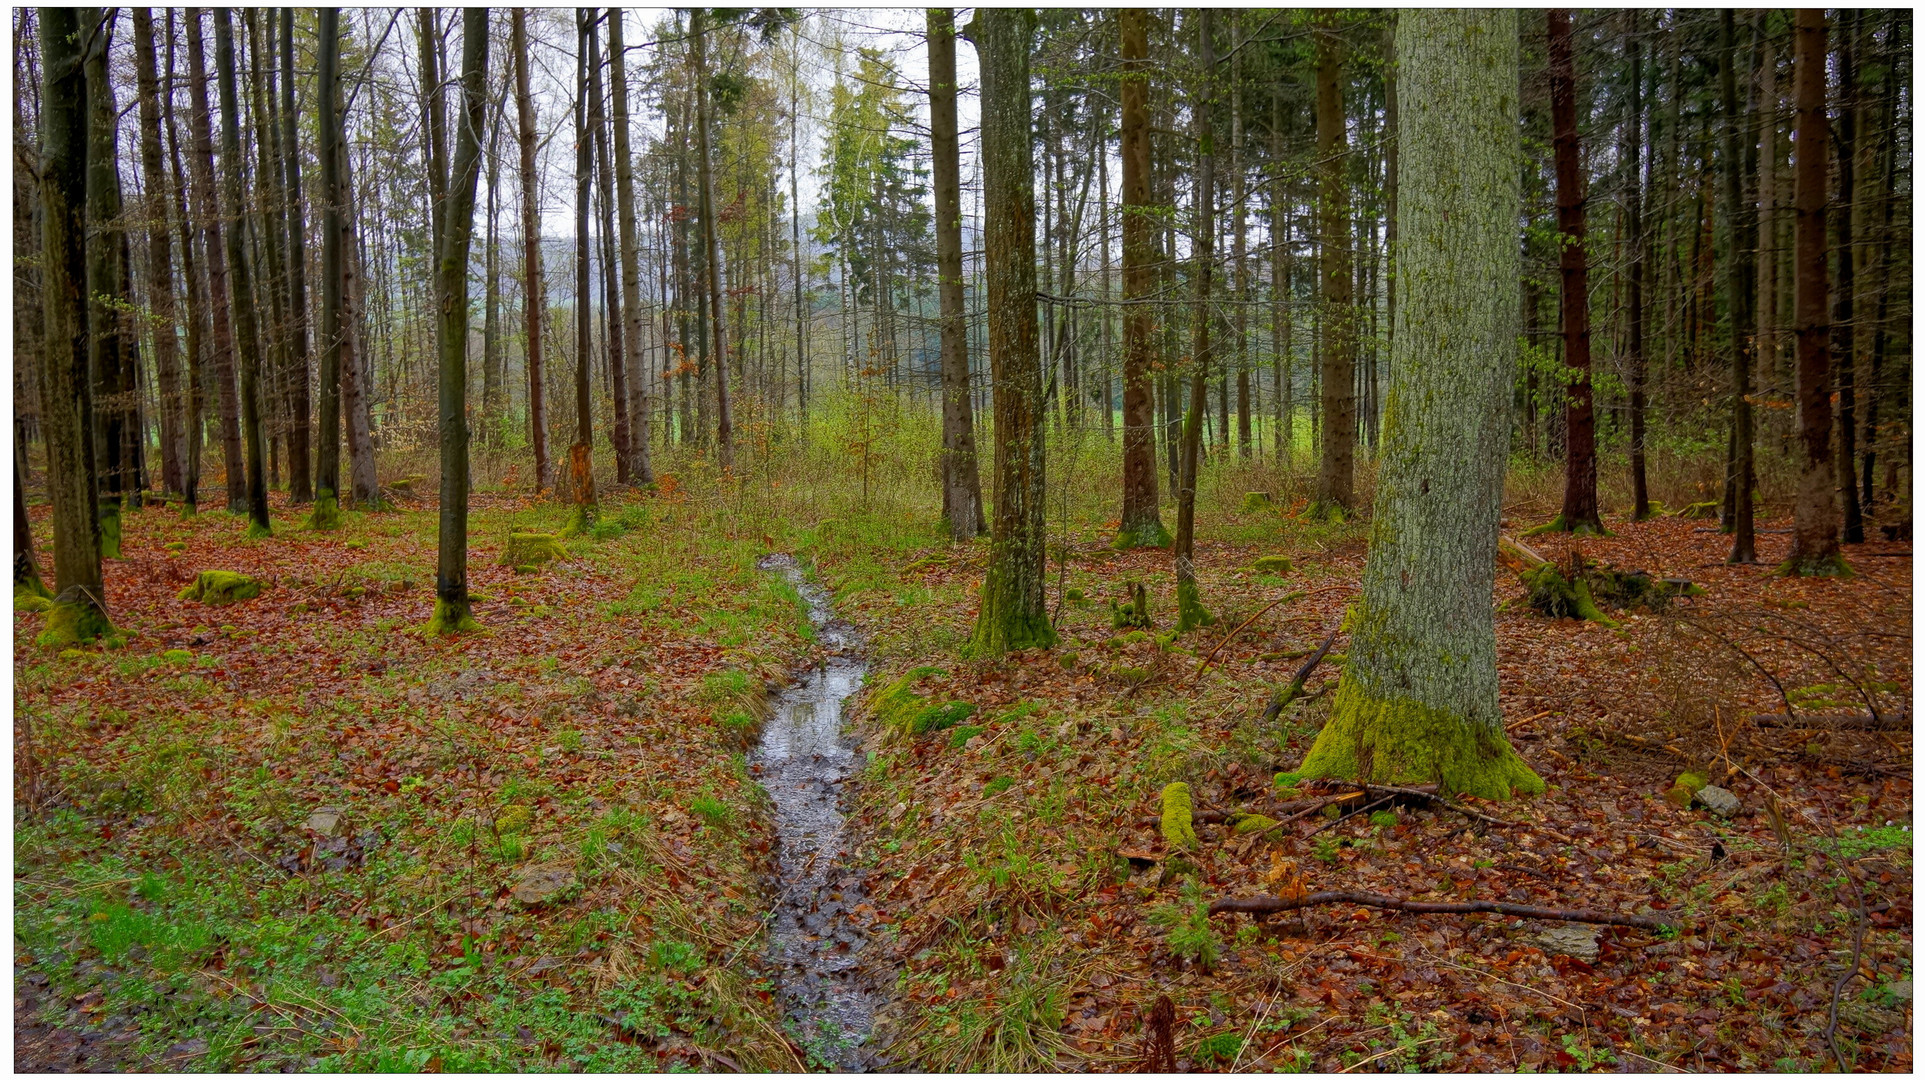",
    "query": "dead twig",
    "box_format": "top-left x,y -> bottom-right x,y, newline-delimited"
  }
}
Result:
1262,629 -> 1339,722
1209,890 -> 1675,930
